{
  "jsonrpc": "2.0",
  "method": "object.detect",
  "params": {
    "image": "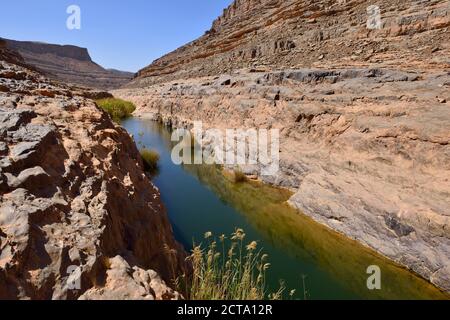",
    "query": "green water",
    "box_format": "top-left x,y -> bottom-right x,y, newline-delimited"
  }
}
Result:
122,118 -> 448,300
